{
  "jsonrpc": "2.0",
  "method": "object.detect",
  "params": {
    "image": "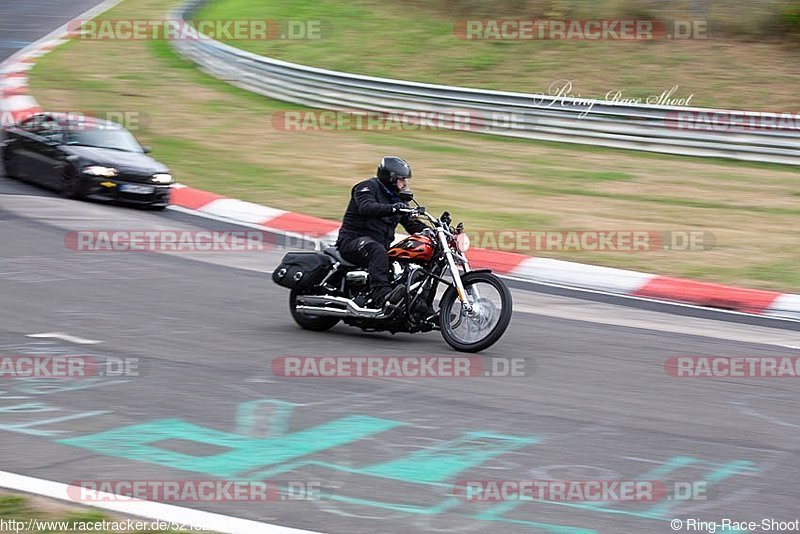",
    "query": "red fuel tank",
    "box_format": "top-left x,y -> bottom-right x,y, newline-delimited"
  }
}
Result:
387,235 -> 435,262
